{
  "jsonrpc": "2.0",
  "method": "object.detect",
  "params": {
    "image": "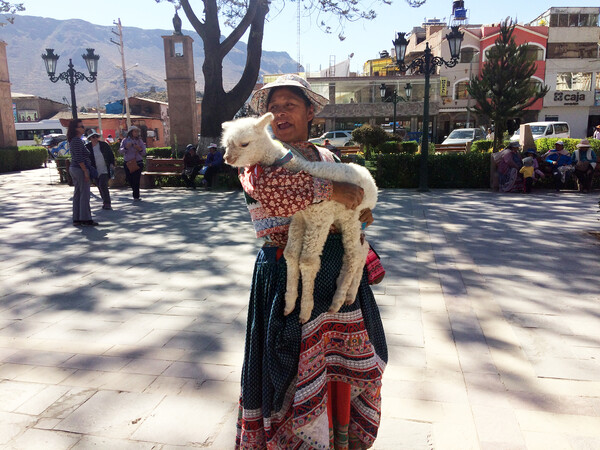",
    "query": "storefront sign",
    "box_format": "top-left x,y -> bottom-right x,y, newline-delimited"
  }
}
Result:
440,78 -> 448,97
550,91 -> 589,106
